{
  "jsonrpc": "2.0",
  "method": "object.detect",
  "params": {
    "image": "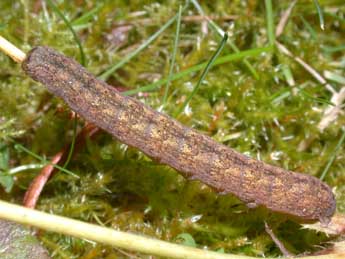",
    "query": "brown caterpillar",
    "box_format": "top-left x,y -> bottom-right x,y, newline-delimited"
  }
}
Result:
22,46 -> 336,223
